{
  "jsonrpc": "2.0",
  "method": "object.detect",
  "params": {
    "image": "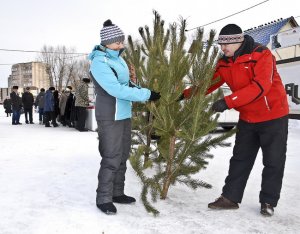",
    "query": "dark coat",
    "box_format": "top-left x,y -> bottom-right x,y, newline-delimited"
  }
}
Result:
35,92 -> 45,108
22,92 -> 34,109
3,99 -> 12,113
65,92 -> 74,119
10,91 -> 22,111
53,90 -> 60,116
